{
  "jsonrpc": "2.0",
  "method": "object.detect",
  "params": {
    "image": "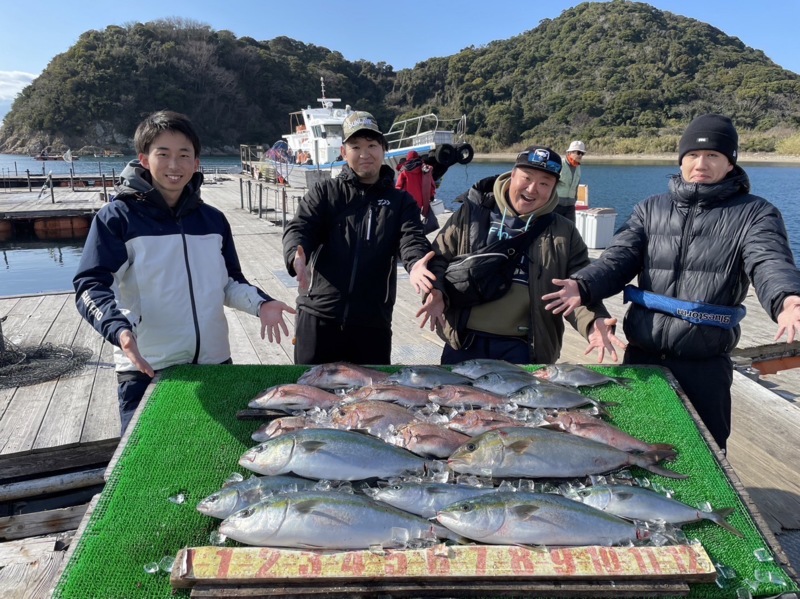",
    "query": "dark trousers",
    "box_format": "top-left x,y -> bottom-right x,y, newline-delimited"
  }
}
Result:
553,204 -> 576,223
441,332 -> 530,365
117,371 -> 152,434
294,309 -> 392,365
624,345 -> 733,451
